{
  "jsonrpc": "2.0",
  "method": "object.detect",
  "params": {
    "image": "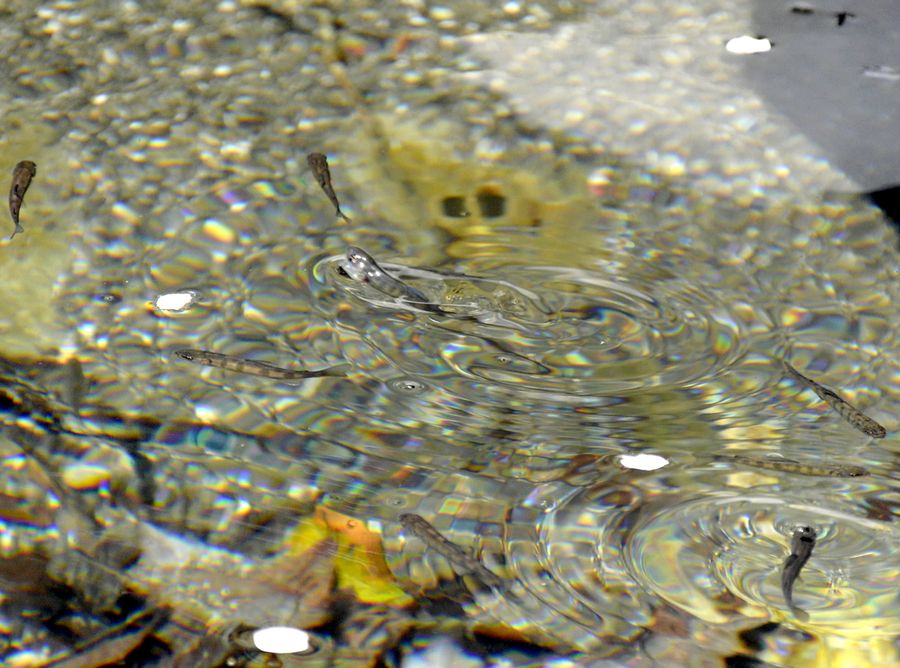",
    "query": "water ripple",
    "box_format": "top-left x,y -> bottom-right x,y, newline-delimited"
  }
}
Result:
309,251 -> 746,400
621,493 -> 899,636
